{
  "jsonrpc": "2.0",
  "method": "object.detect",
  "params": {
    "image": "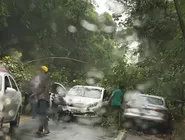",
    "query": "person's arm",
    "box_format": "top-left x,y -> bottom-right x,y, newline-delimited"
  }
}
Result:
108,92 -> 115,105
